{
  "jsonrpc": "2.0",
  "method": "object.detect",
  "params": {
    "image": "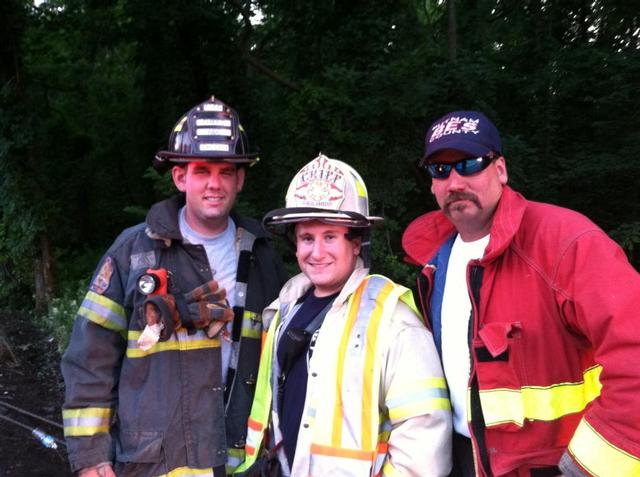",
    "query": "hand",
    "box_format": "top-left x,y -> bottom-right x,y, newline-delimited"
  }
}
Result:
77,462 -> 116,477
